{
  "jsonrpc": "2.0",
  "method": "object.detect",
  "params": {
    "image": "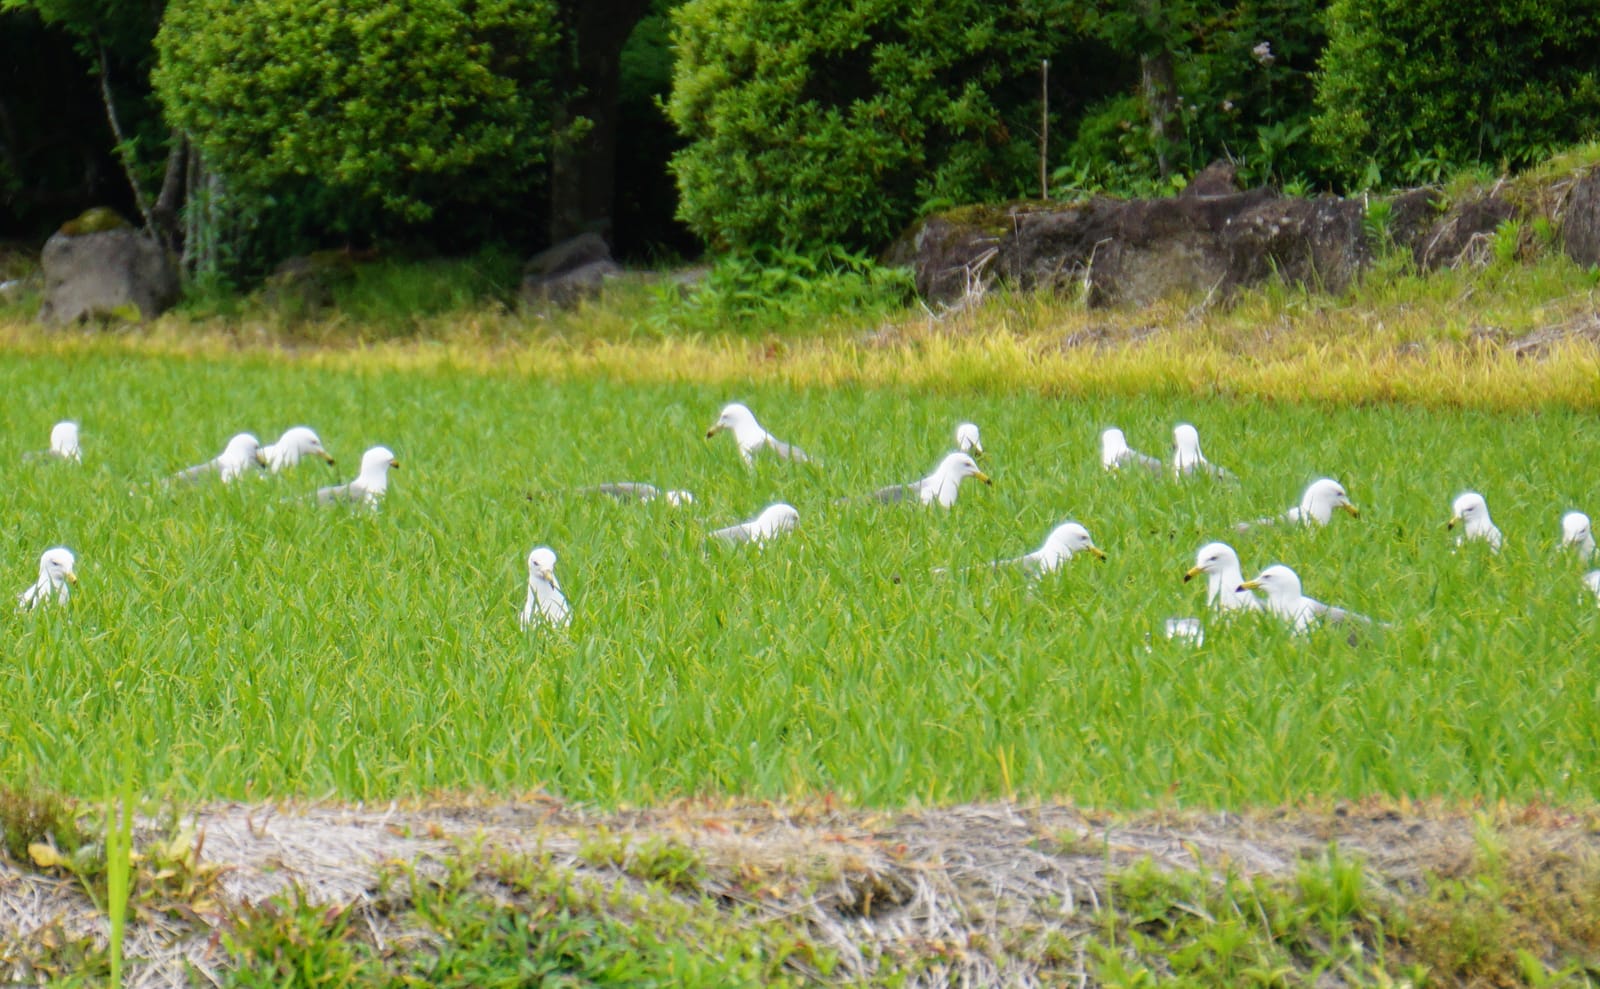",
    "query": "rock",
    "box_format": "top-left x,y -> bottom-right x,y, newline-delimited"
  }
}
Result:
262,251 -> 361,320
1560,168 -> 1600,268
520,233 -> 621,310
37,211 -> 178,325
1182,160 -> 1241,198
